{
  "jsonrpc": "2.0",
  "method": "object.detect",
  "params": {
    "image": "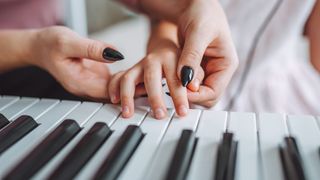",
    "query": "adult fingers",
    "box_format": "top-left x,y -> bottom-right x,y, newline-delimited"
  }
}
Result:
187,66 -> 204,92
187,85 -> 218,107
66,36 -> 124,63
143,60 -> 167,119
188,65 -> 235,107
177,26 -> 211,87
